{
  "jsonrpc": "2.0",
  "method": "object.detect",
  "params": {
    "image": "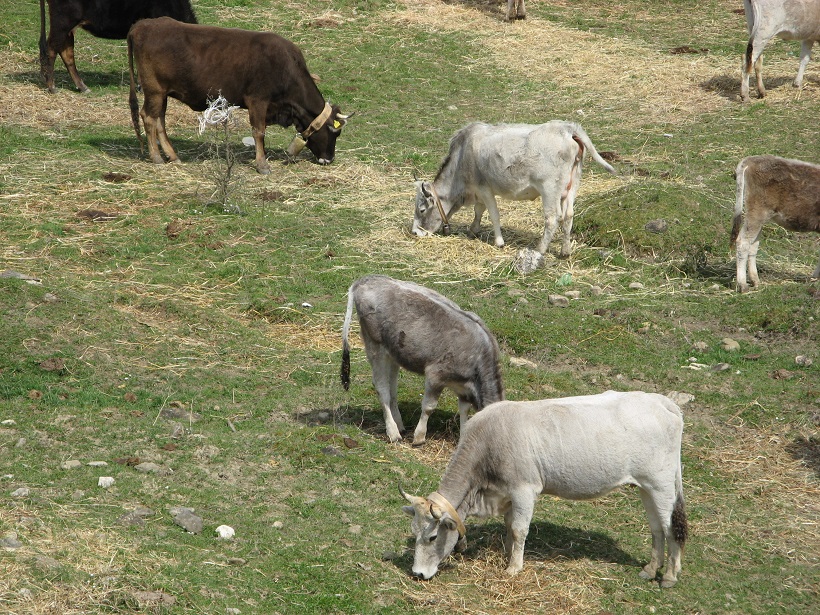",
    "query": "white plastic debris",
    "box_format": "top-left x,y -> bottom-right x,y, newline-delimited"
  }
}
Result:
215,525 -> 235,540
98,476 -> 115,489
242,136 -> 255,147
